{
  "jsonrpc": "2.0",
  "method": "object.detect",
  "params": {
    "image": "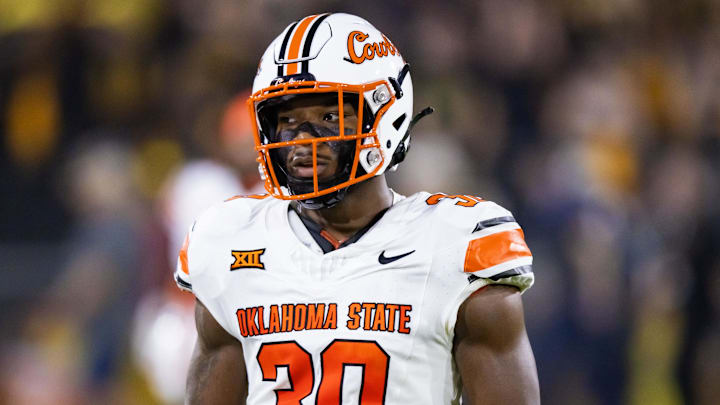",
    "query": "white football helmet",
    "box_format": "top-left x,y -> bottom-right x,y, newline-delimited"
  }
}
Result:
248,13 -> 430,208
